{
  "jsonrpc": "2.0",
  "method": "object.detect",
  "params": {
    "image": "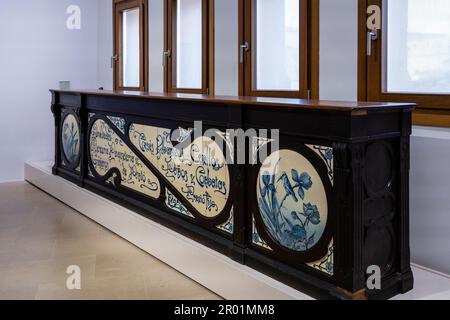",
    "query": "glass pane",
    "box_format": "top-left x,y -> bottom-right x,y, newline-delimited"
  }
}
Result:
175,0 -> 203,89
122,8 -> 140,88
255,0 -> 299,91
385,0 -> 450,94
